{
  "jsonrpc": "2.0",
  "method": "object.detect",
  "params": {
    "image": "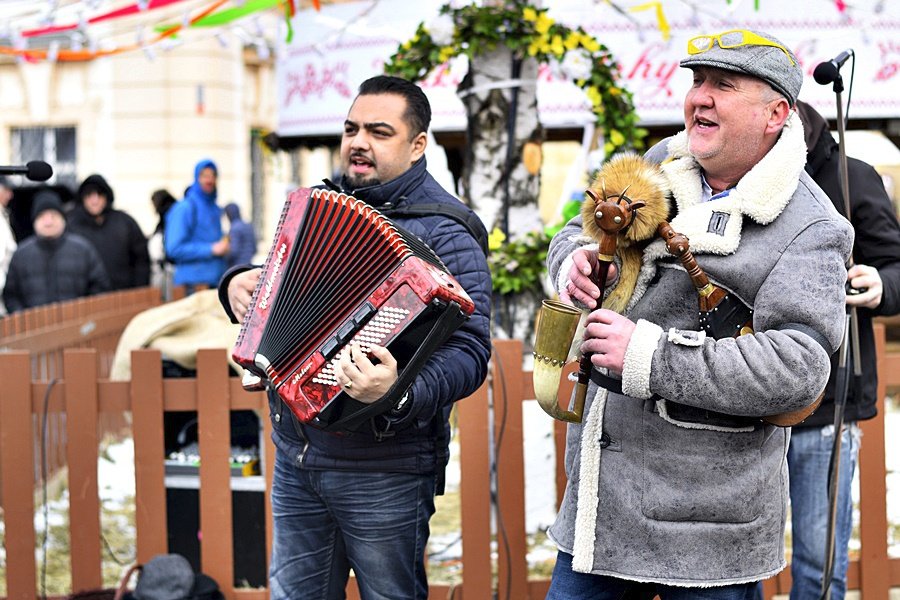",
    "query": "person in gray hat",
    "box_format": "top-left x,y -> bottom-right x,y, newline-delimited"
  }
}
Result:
3,188 -> 111,312
543,29 -> 852,598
